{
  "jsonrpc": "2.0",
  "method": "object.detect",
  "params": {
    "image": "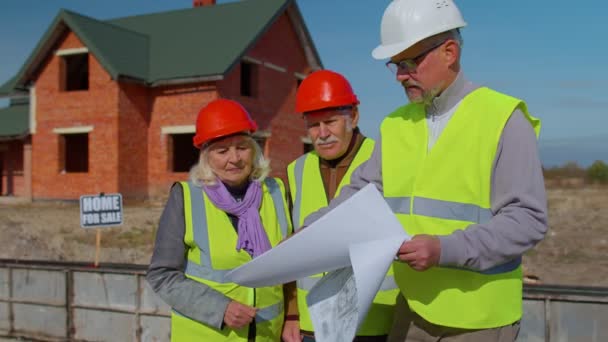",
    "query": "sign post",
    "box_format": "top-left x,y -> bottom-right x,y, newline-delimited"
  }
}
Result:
79,193 -> 123,267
